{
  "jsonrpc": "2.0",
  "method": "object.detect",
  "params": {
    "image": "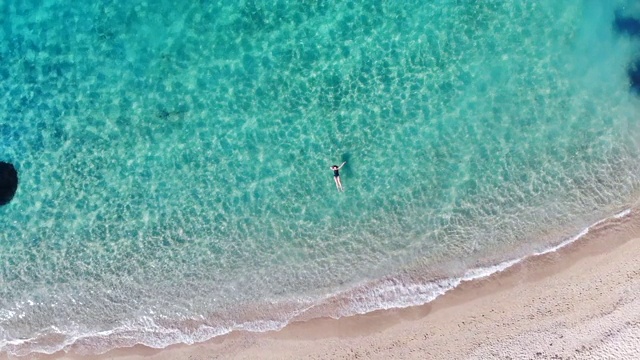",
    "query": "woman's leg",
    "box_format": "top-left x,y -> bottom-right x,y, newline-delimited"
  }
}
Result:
334,177 -> 340,190
337,176 -> 343,191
